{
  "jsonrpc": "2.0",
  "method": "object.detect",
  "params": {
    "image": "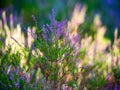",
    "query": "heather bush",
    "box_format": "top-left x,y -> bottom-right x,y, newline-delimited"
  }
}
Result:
0,3 -> 120,90
0,10 -> 80,89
